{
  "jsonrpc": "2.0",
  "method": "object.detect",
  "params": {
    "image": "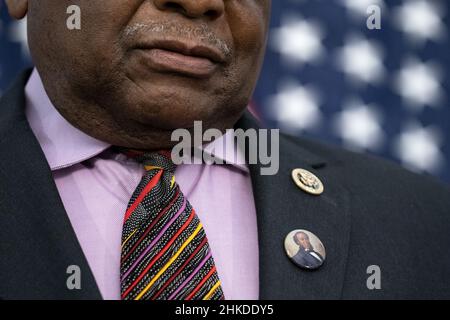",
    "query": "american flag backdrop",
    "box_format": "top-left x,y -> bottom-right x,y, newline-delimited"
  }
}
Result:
1,1 -> 449,184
